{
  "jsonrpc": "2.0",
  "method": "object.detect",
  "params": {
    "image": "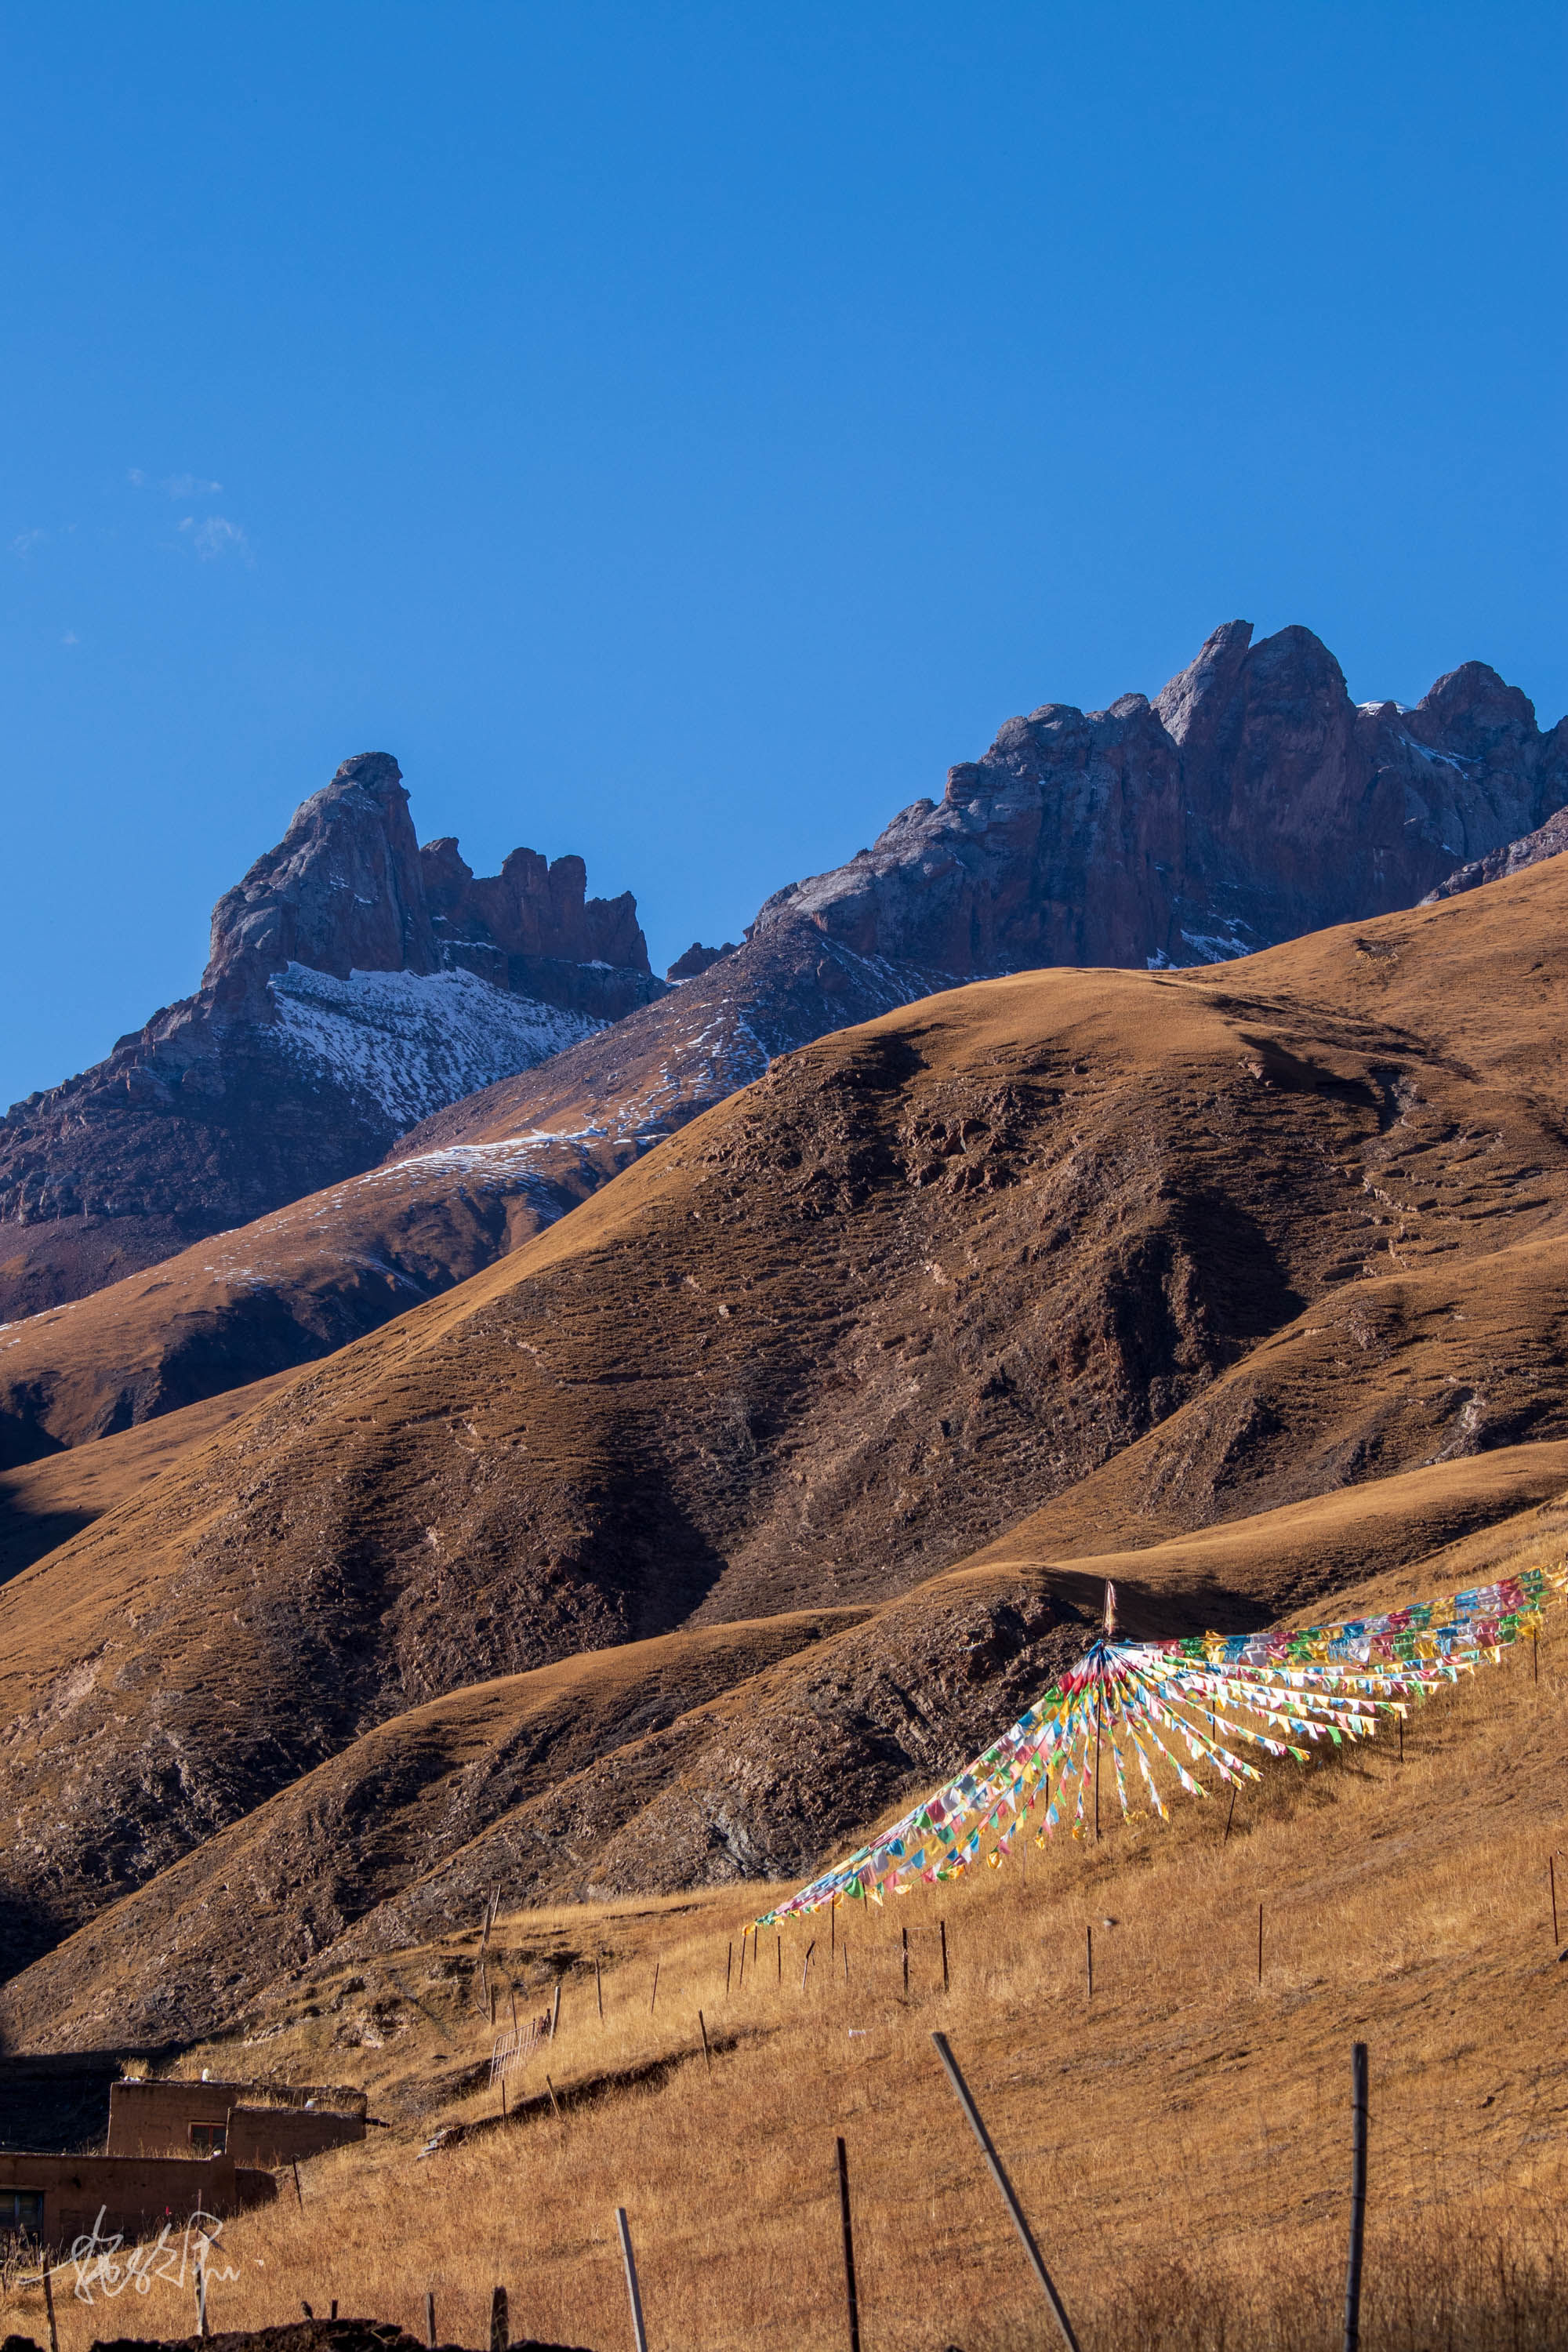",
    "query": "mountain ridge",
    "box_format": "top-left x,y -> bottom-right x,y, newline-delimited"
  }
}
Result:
0,753 -> 664,1323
